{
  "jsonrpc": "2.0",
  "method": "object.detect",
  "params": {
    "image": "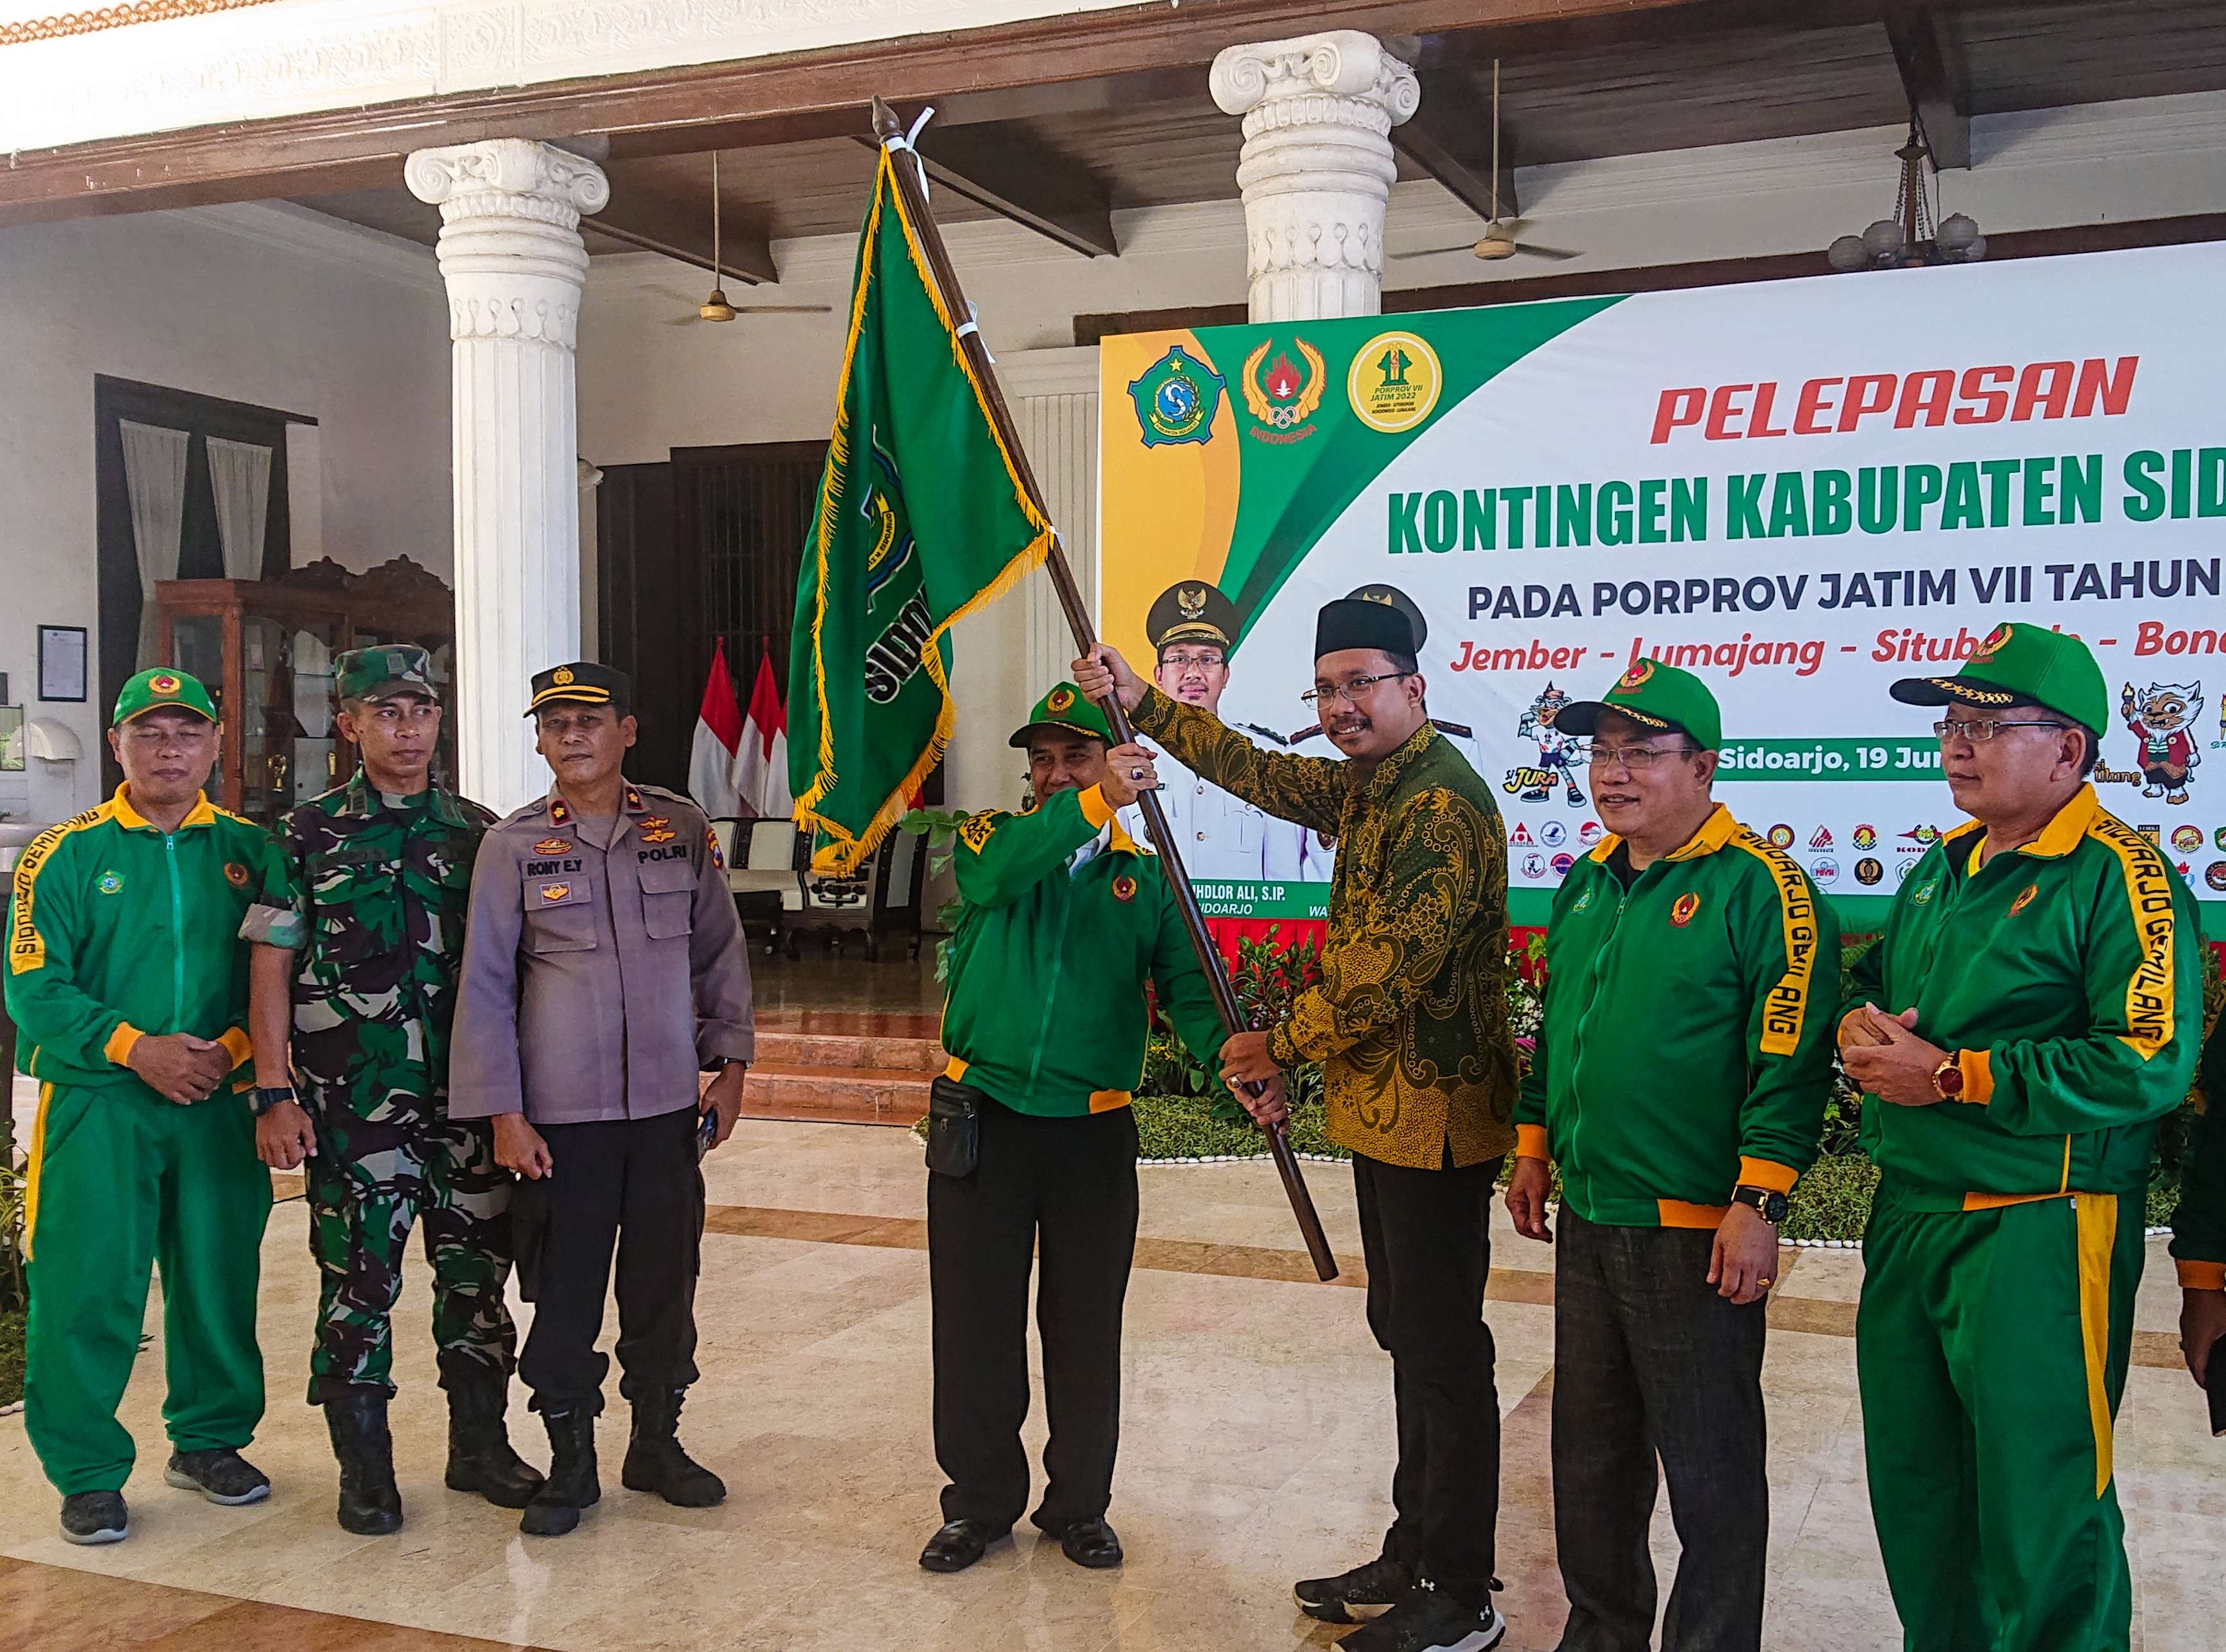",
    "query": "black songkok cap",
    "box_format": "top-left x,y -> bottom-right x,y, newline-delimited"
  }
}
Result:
1314,598 -> 1415,663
